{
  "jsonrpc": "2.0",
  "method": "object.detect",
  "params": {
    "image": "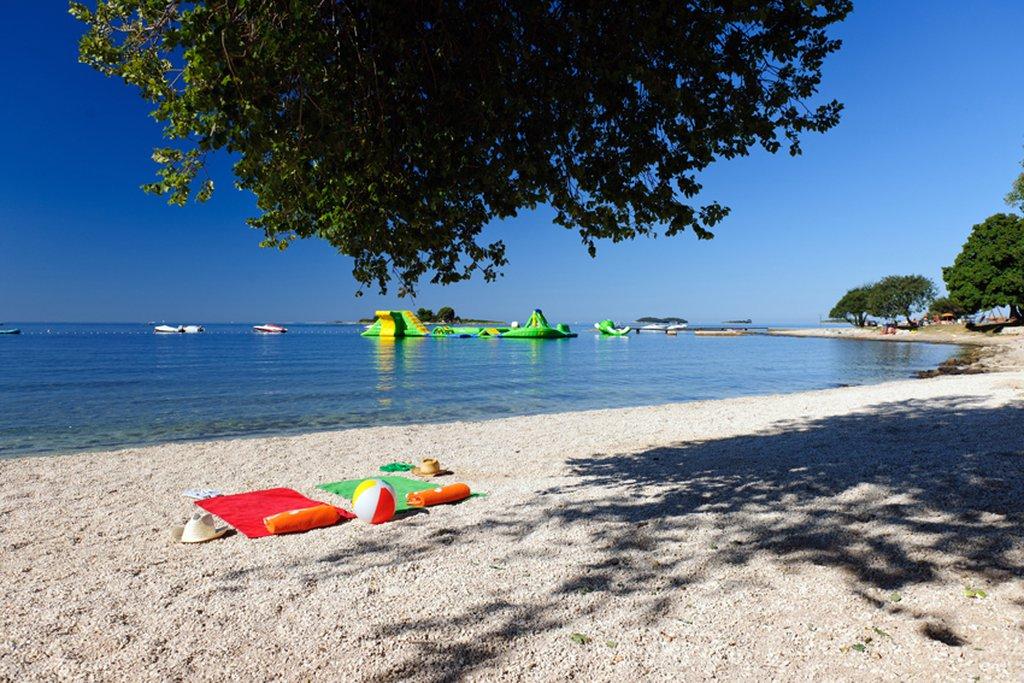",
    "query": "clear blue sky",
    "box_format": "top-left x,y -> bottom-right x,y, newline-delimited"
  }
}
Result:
2,2 -> 1022,323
